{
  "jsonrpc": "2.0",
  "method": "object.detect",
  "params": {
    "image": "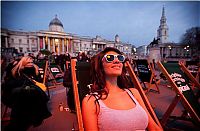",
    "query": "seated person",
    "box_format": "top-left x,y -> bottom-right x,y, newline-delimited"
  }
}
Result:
82,47 -> 162,131
2,56 -> 51,131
